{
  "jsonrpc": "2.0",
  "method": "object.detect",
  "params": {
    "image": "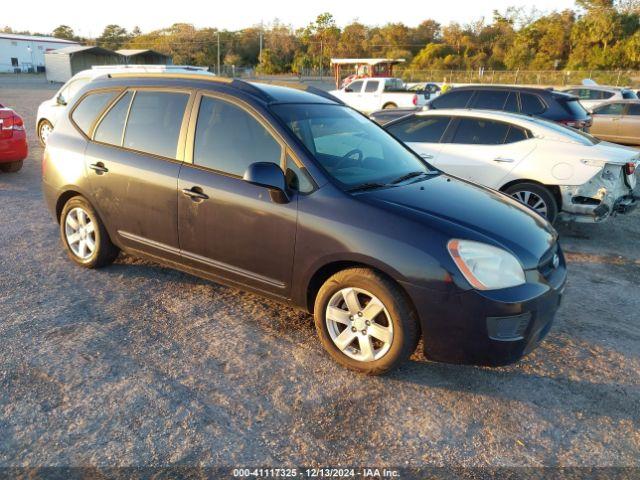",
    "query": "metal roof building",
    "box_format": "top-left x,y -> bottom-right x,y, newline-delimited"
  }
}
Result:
44,46 -> 123,82
116,49 -> 172,65
0,33 -> 79,73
